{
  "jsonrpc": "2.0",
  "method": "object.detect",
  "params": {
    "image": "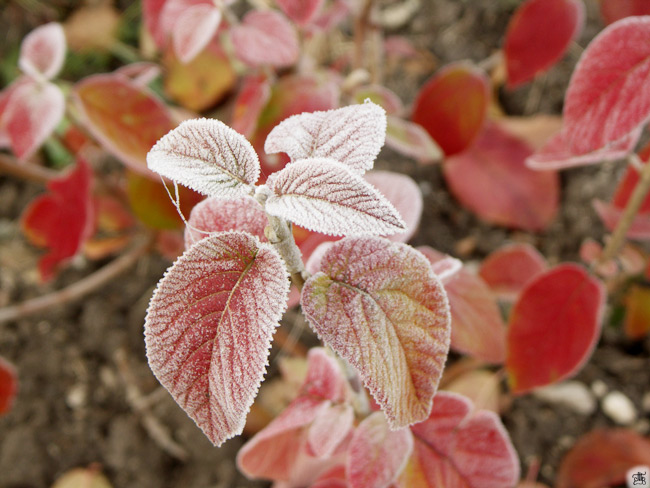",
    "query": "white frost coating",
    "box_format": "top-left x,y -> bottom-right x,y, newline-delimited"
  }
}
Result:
147,118 -> 261,198
265,158 -> 405,236
144,231 -> 290,446
264,101 -> 387,173
19,22 -> 66,80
